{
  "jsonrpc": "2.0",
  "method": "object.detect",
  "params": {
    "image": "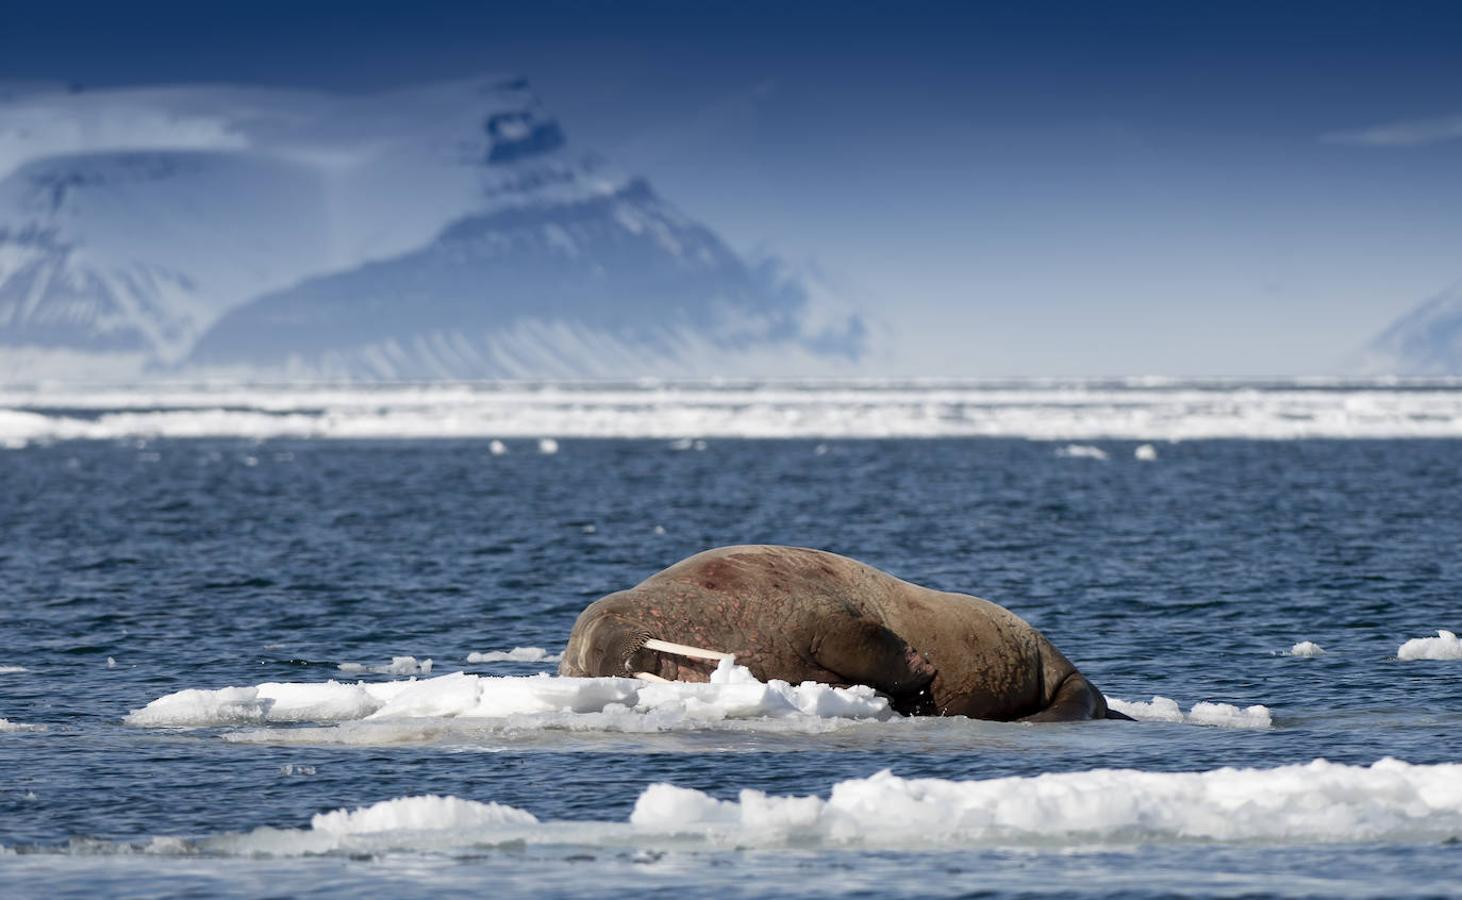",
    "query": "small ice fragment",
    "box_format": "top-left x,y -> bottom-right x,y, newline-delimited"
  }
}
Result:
279,764 -> 317,776
669,438 -> 693,451
1288,641 -> 1325,657
653,524 -> 667,535
1056,444 -> 1108,460
107,657 -> 117,669
1397,630 -> 1462,660
814,444 -> 829,455
0,666 -> 27,674
1134,444 -> 1158,461
466,648 -> 562,663
243,456 -> 259,467
1106,695 -> 1271,729
537,438 -> 559,454
488,440 -> 507,456
337,656 -> 433,675
582,524 -> 597,534
0,718 -> 46,733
